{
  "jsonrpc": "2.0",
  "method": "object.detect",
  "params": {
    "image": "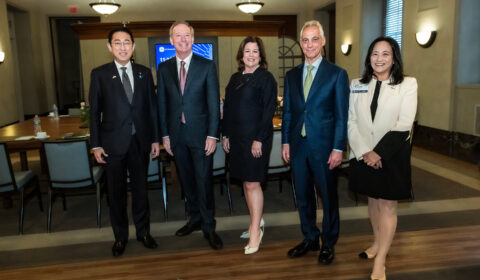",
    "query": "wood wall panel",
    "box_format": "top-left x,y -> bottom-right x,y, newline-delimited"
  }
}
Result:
72,20 -> 285,40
